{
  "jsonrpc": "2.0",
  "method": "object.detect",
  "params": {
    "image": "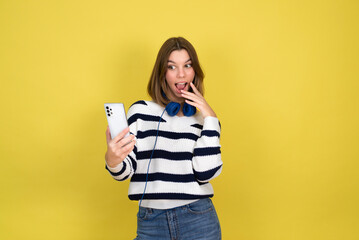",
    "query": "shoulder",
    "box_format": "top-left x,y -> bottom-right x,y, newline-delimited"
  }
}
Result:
127,100 -> 149,117
127,100 -> 162,115
127,100 -> 164,125
129,100 -> 148,108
